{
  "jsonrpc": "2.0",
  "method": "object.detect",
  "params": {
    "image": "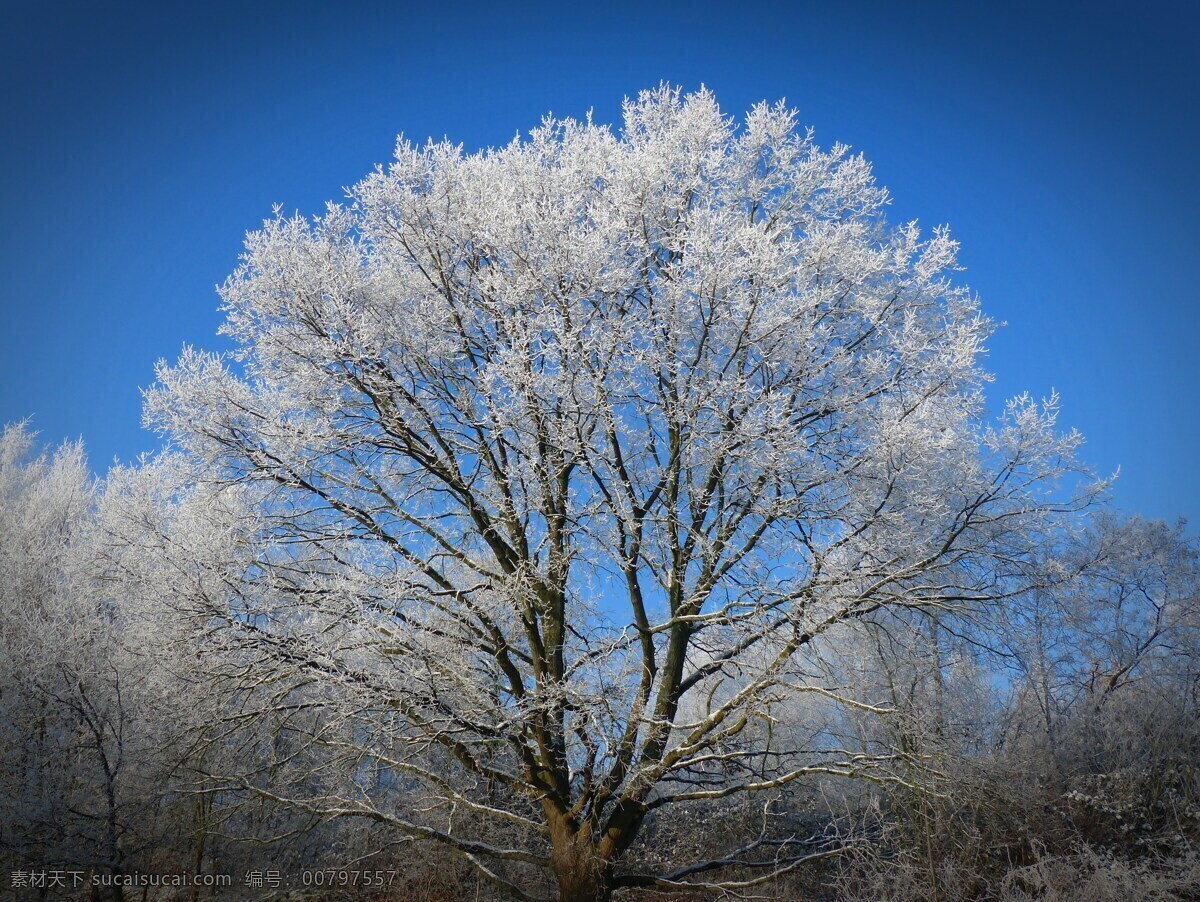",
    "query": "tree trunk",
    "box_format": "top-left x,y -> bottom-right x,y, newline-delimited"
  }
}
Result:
189,792 -> 211,902
549,816 -> 613,902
